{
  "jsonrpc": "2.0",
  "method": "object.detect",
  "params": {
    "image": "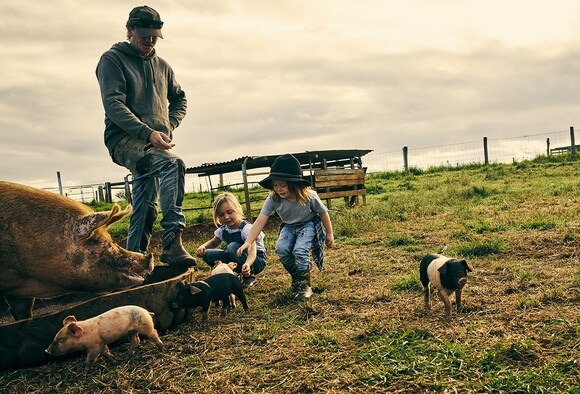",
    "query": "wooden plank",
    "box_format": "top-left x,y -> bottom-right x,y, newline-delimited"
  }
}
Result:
316,179 -> 365,187
317,189 -> 366,199
314,169 -> 365,176
315,174 -> 365,187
